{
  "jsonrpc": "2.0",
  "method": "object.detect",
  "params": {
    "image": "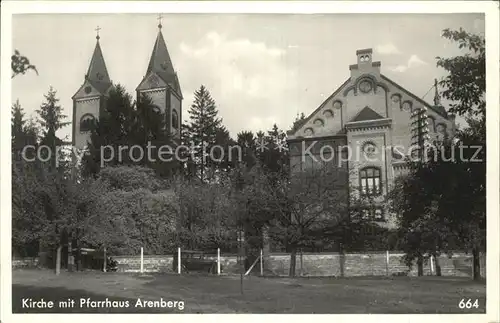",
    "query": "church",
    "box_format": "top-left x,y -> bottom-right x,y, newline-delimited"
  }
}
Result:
71,21 -> 182,151
287,48 -> 456,228
71,21 -> 456,229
